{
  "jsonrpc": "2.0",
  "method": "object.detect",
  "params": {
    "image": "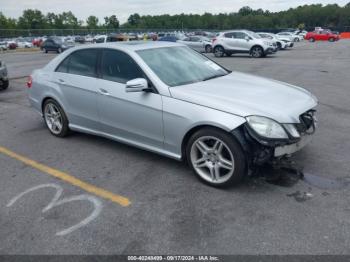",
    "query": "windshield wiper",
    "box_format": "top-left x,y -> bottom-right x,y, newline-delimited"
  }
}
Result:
202,74 -> 226,81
